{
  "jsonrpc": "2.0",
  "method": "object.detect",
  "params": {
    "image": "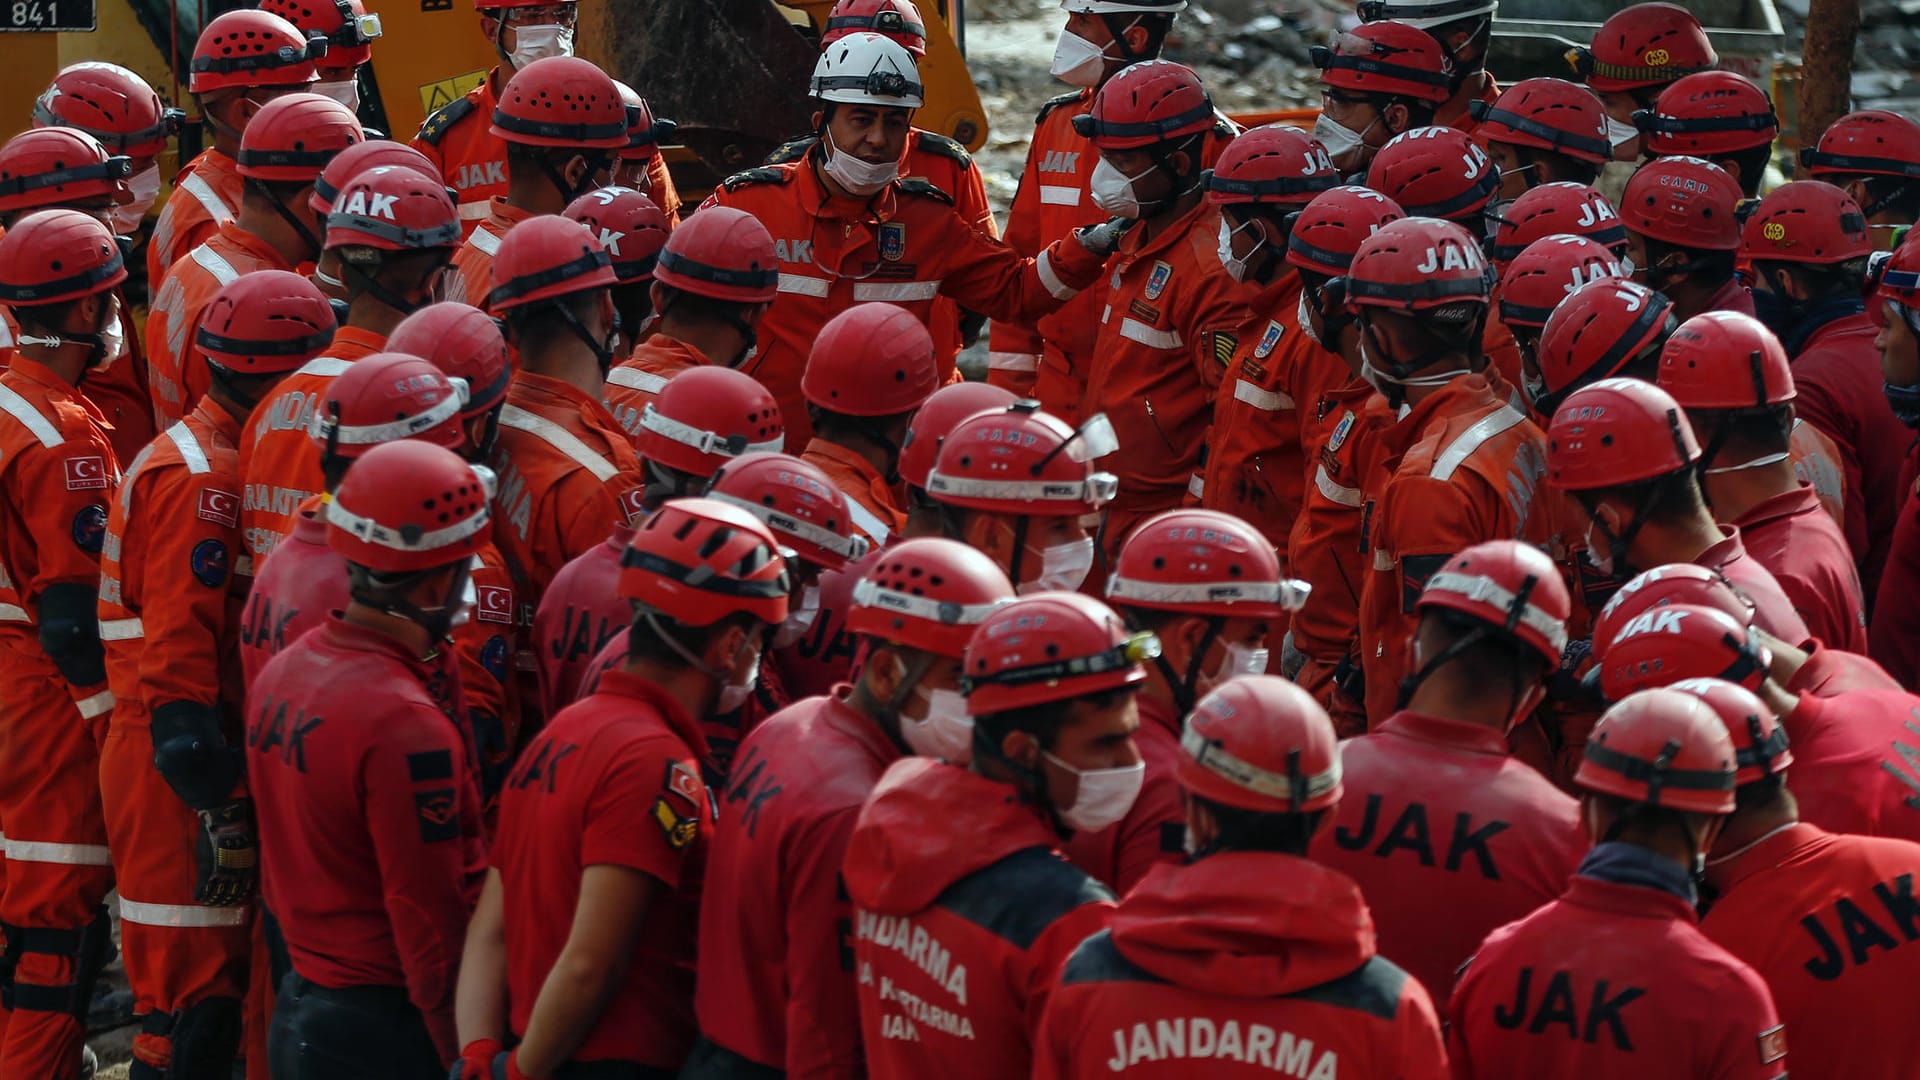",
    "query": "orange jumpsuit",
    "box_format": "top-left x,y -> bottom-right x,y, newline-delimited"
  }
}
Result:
147,221 -> 293,426
97,400 -> 253,1074
604,335 -> 709,439
1436,74 -> 1501,145
699,156 -> 1108,447
800,437 -> 904,550
237,326 -> 388,569
448,198 -> 534,312
0,356 -> 119,1079
1,302 -> 156,465
149,150 -> 243,289
1359,373 -> 1552,728
1086,202 -> 1250,556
